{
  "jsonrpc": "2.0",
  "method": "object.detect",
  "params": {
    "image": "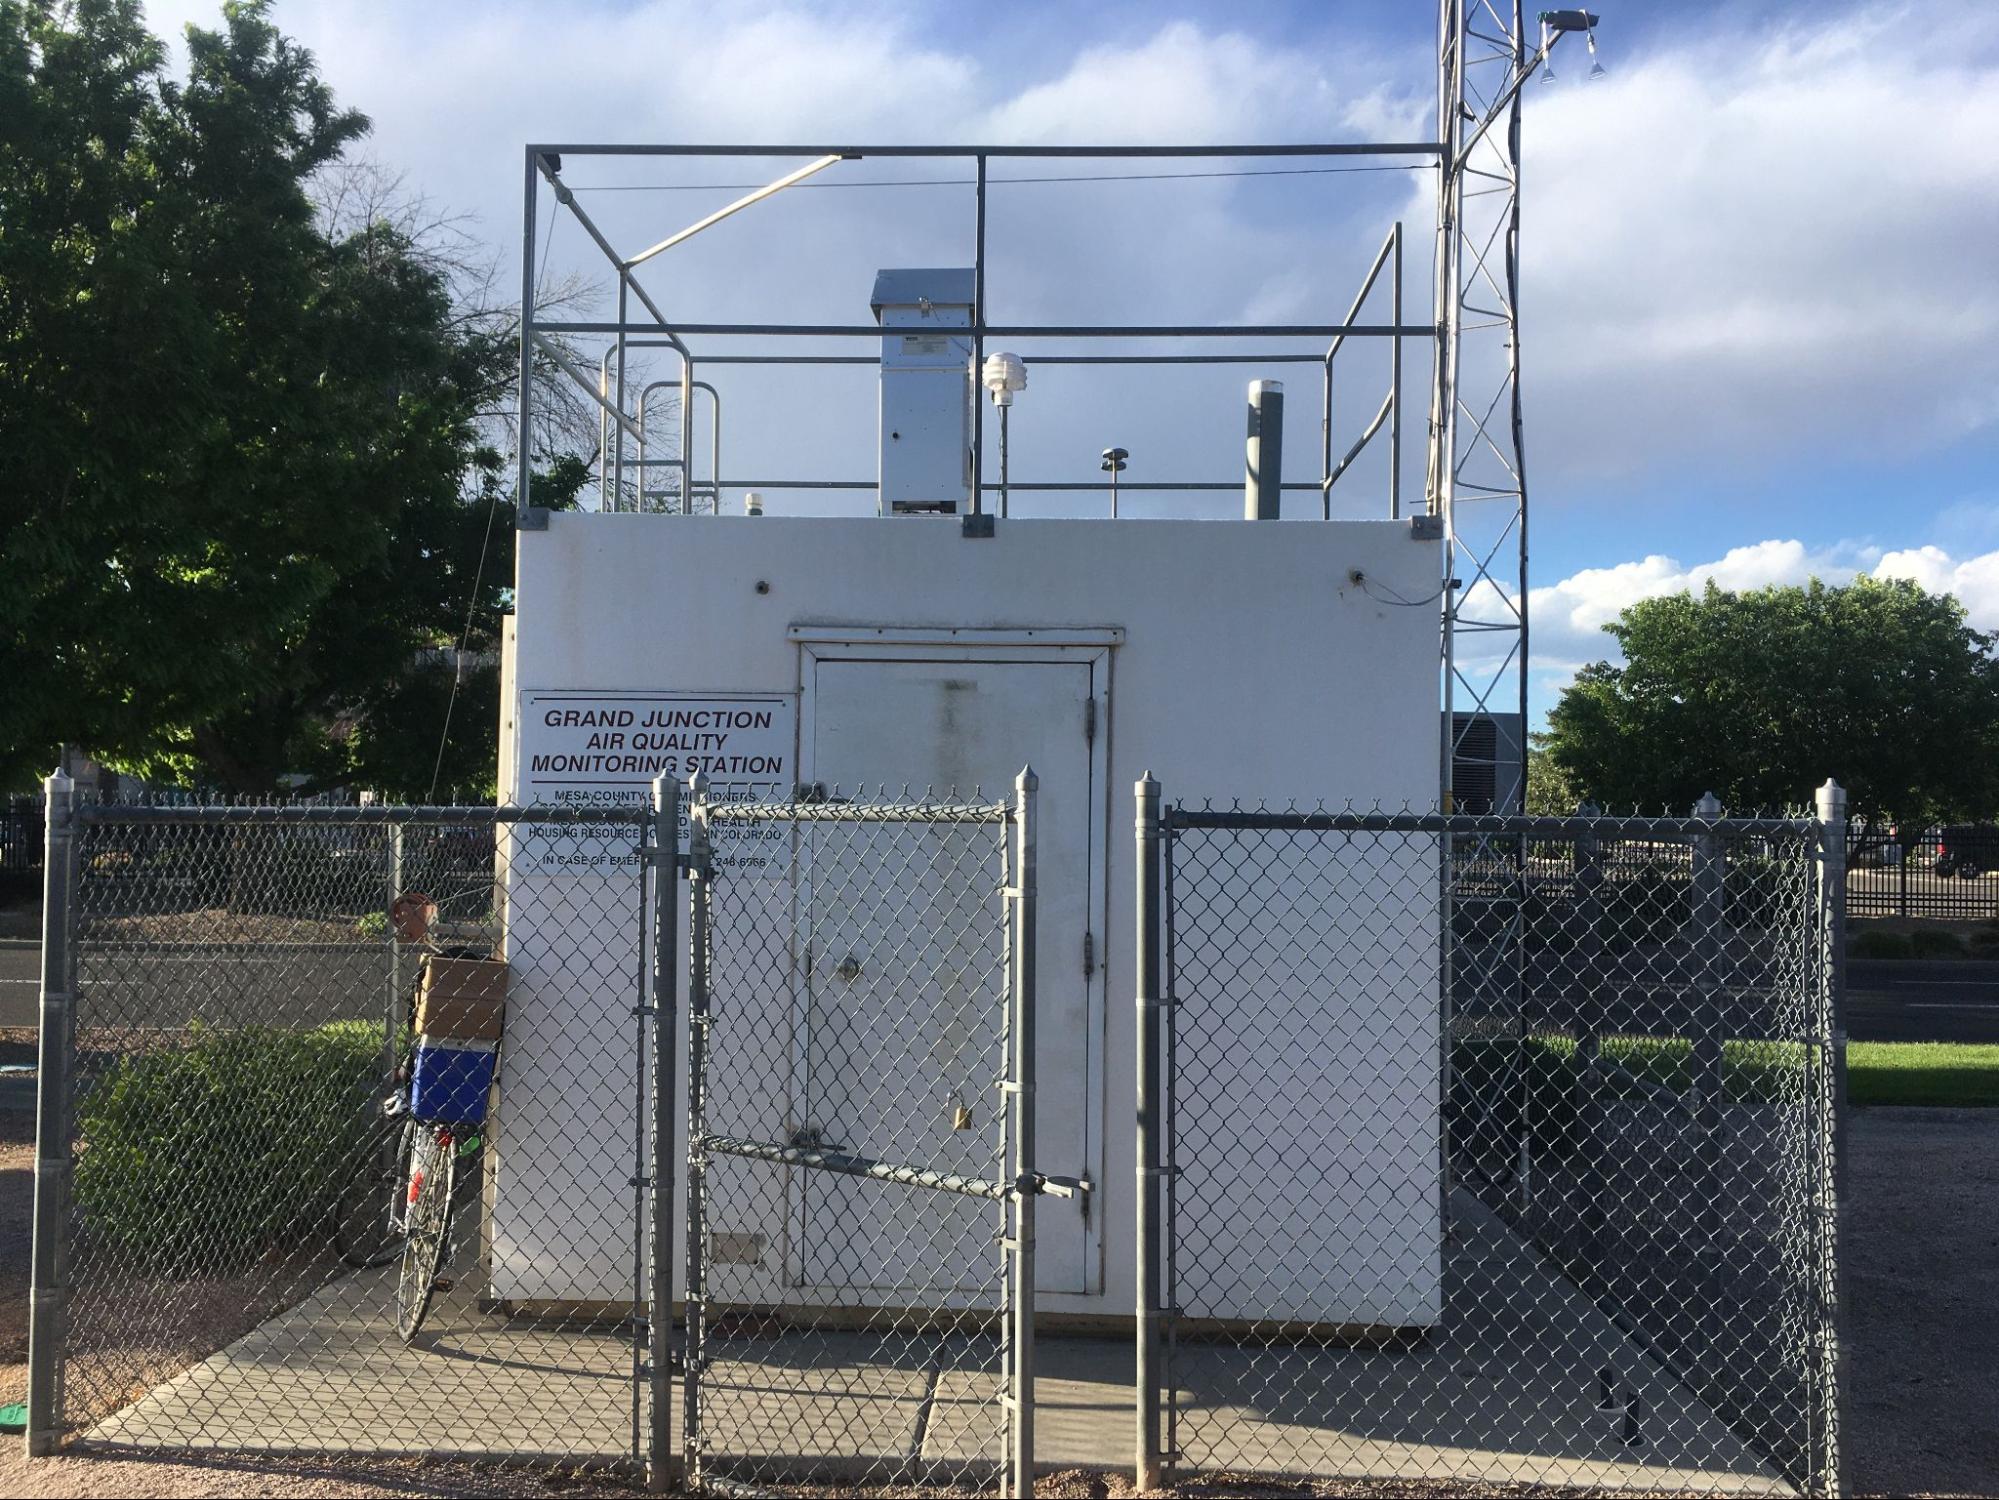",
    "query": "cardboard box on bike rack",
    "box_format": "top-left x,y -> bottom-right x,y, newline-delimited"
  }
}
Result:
410,1035 -> 498,1123
415,954 -> 508,1041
